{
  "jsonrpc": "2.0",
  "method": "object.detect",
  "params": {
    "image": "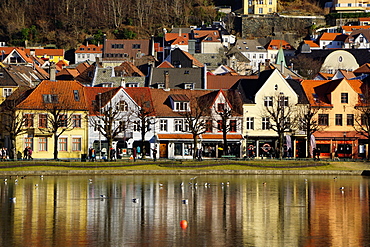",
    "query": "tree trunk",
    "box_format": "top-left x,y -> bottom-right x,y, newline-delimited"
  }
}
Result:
278,132 -> 284,159
54,133 -> 58,160
193,134 -> 198,160
223,128 -> 228,155
307,133 -> 311,158
10,138 -> 16,160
